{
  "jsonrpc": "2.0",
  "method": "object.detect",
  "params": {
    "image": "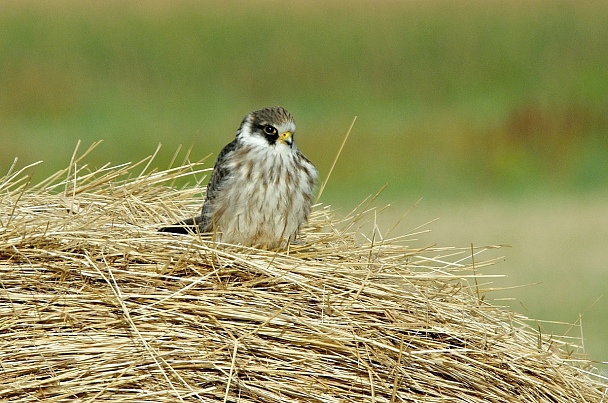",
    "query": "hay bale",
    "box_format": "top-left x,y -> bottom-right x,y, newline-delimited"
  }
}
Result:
1,146 -> 606,402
